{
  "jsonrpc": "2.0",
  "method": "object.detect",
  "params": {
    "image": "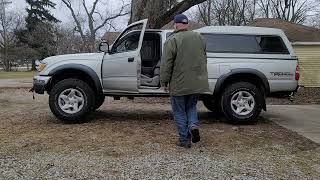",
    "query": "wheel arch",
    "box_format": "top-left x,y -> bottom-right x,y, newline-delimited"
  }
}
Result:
47,64 -> 103,95
214,68 -> 270,111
